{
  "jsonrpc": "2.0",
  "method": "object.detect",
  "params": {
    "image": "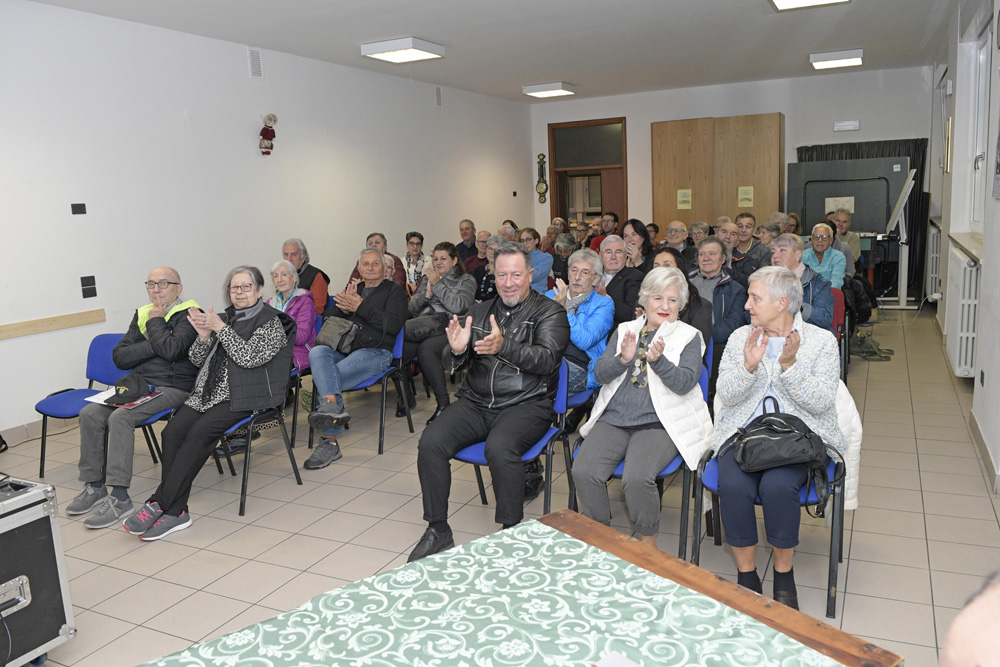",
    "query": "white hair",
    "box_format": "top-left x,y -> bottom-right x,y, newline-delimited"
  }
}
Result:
638,267 -> 689,310
748,266 -> 803,313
